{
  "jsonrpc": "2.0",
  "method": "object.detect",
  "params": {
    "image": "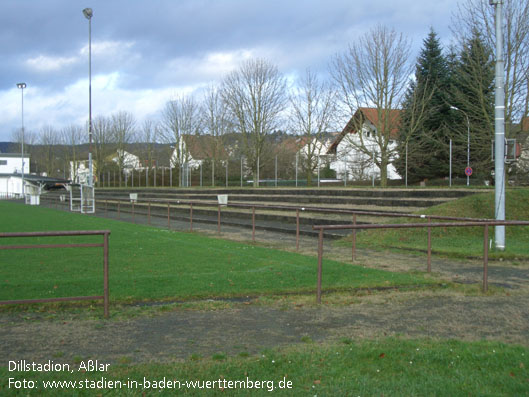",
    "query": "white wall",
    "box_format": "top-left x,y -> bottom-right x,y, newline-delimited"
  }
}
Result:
0,156 -> 30,174
329,132 -> 400,181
